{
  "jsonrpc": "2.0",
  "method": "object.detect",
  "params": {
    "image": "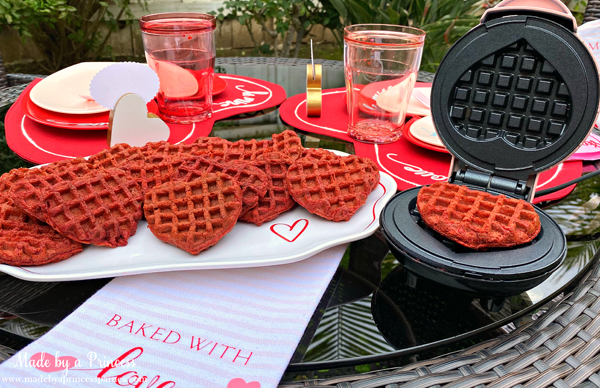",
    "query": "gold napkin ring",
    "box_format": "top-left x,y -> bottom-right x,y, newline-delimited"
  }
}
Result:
306,64 -> 322,117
